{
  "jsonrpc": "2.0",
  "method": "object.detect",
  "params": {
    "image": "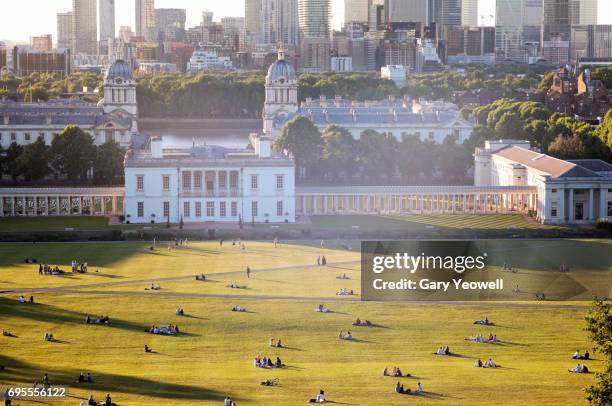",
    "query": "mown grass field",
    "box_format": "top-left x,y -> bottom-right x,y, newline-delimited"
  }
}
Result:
0,240 -> 609,405
0,213 -> 561,233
